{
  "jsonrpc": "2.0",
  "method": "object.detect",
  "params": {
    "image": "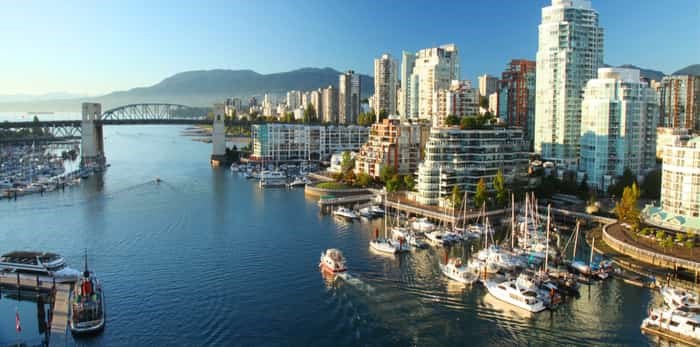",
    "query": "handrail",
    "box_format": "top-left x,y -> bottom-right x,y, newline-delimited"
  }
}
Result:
602,224 -> 700,270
